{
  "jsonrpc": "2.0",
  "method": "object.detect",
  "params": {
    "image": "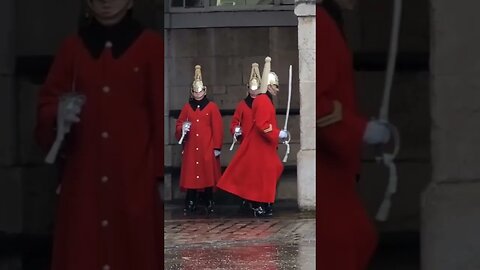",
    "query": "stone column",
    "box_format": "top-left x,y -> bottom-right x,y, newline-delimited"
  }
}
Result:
0,0 -> 21,234
294,0 -> 316,210
422,1 -> 480,269
163,29 -> 173,201
0,0 -> 16,166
